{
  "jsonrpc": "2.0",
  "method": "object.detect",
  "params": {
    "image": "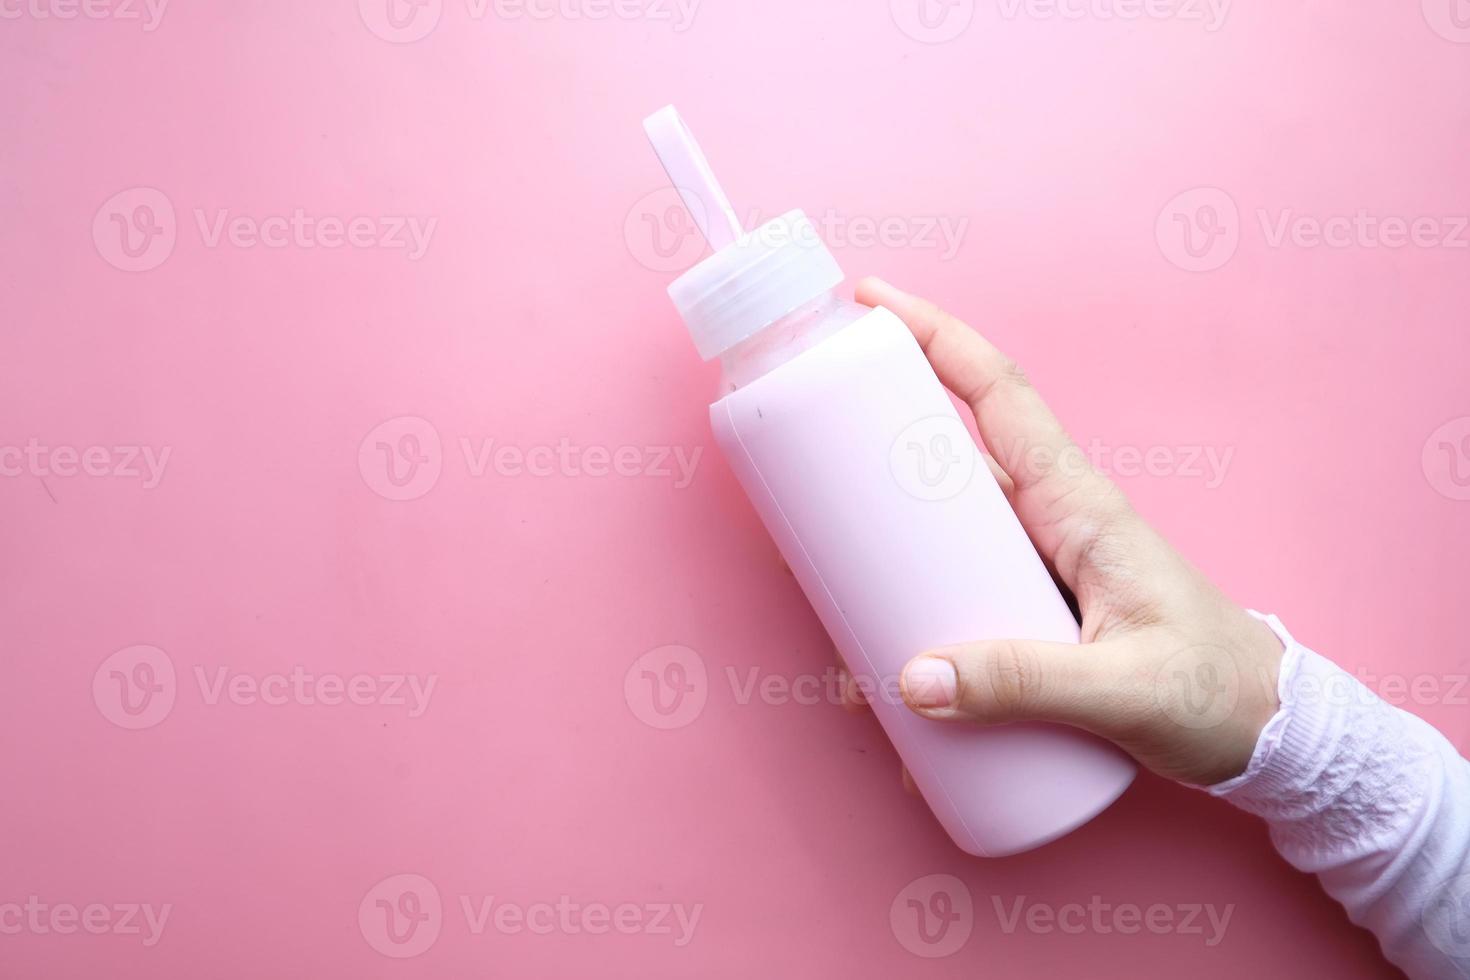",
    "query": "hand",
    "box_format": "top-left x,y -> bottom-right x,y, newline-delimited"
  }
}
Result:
836,277 -> 1286,788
